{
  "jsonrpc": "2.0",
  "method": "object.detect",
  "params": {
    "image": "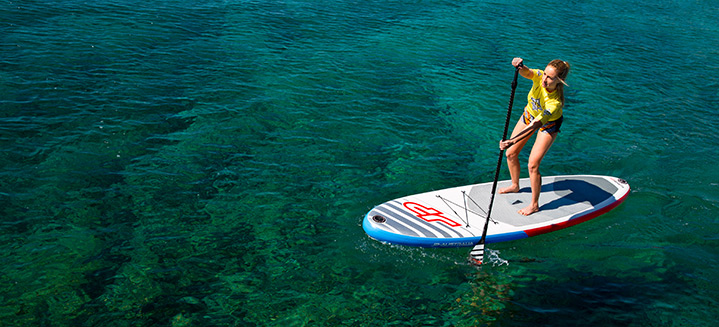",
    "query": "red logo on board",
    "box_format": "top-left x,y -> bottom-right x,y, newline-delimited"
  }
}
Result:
403,202 -> 461,227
